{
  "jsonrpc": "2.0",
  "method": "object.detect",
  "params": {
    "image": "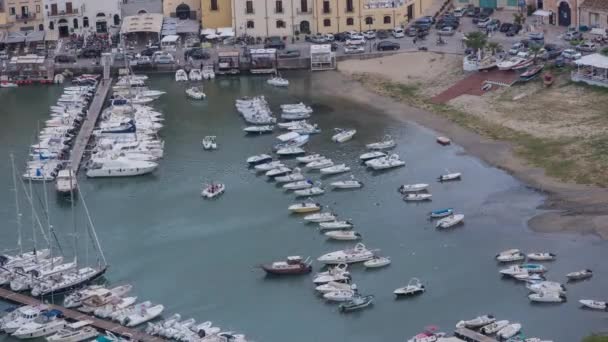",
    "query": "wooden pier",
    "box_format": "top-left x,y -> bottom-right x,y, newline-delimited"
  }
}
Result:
0,287 -> 165,342
69,78 -> 112,172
